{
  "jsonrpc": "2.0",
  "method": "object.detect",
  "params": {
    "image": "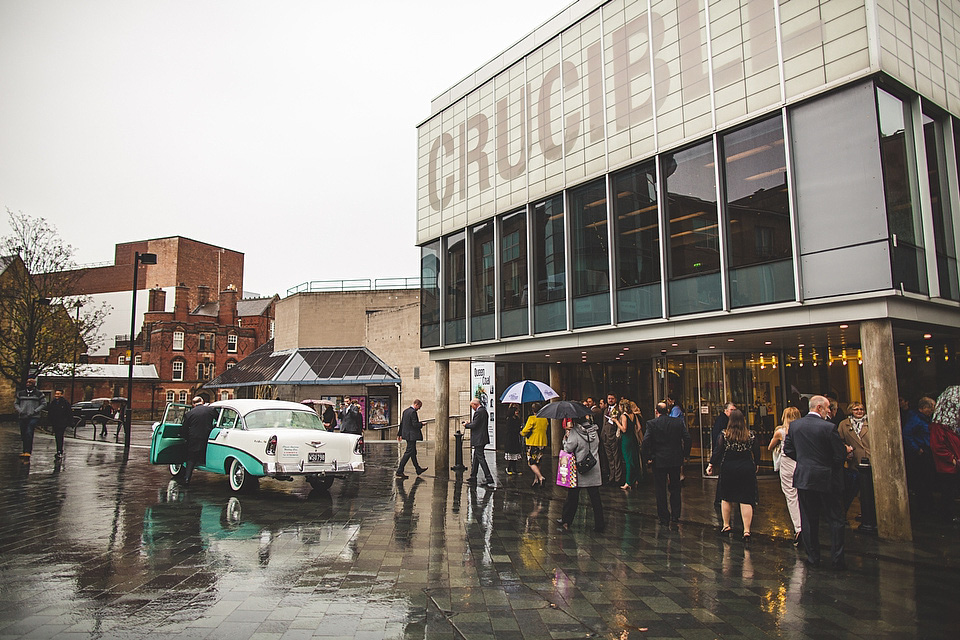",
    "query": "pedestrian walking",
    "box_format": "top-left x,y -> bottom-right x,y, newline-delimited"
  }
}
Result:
14,377 -> 46,459
768,406 -> 802,545
783,395 -> 850,569
558,418 -> 604,533
503,404 -> 524,475
521,403 -> 548,487
706,409 -> 760,543
464,398 -> 494,486
47,389 -> 73,458
396,399 -> 427,478
642,401 -> 692,525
